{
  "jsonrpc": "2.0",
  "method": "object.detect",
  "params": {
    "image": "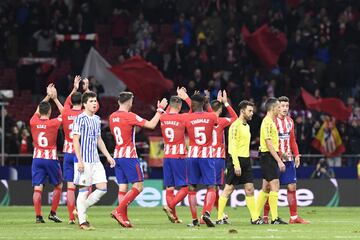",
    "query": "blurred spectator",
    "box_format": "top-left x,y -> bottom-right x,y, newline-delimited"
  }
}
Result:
20,128 -> 32,154
32,28 -> 55,57
111,8 -> 130,47
311,158 -> 335,179
6,126 -> 20,154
